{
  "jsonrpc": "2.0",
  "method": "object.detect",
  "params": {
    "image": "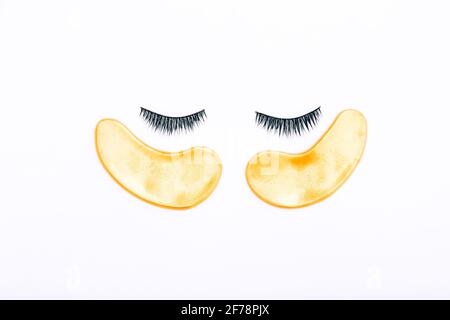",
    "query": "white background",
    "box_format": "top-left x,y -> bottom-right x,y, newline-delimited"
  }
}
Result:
1,0 -> 449,299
